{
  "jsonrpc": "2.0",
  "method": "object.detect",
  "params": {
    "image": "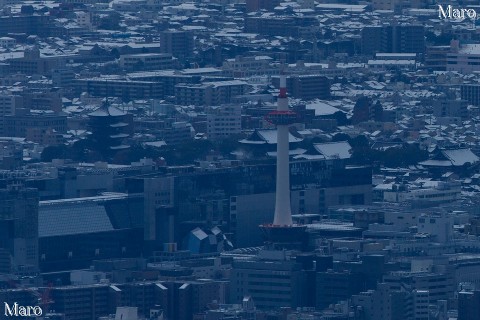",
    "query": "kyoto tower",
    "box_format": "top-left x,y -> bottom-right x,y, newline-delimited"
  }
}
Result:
260,74 -> 306,247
